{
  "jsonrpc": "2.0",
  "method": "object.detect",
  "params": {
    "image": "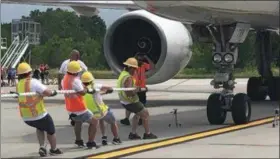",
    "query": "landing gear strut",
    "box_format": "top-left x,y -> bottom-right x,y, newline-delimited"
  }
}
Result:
206,23 -> 252,125
247,30 -> 280,101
